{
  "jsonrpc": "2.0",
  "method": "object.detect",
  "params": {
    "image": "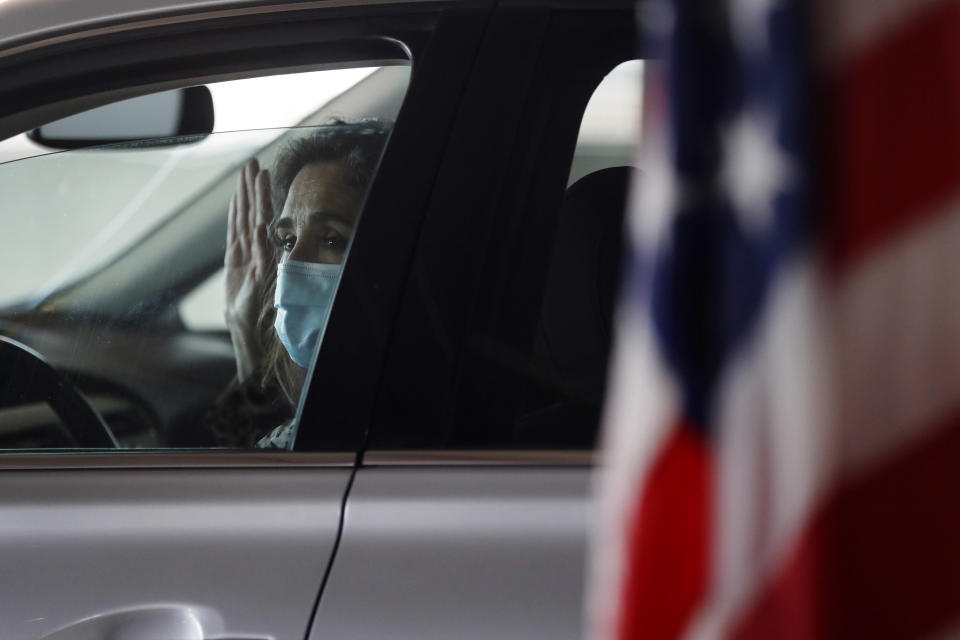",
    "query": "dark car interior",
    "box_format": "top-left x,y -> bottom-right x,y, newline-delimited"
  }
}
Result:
515,166 -> 634,448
